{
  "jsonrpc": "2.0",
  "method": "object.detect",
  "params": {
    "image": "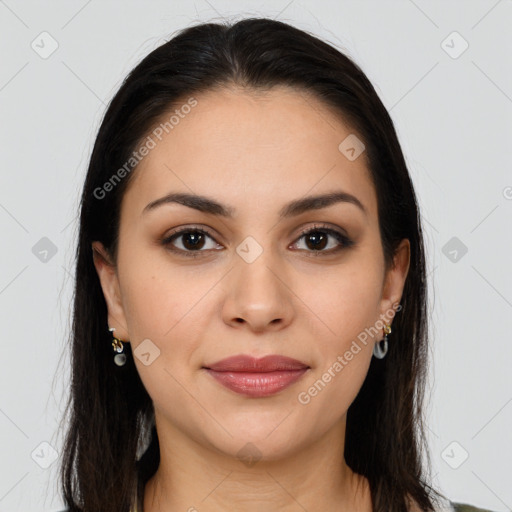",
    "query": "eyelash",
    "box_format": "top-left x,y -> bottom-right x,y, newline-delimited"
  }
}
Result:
160,224 -> 354,258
